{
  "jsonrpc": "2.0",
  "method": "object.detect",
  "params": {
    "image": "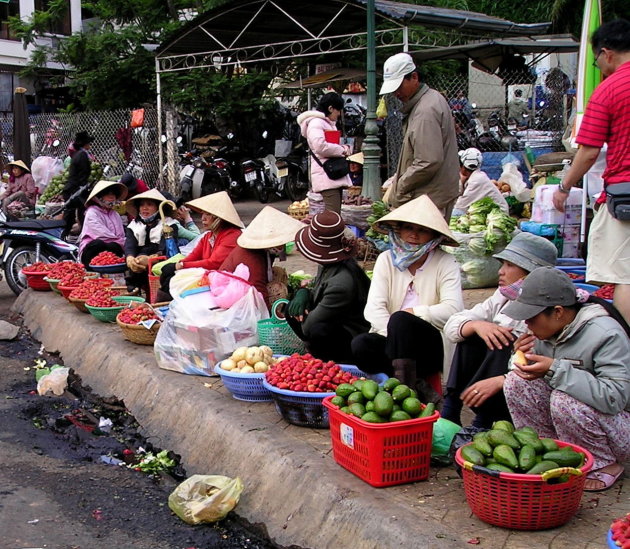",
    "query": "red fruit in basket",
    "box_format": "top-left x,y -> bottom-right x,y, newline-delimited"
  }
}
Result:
23,261 -> 53,273
90,251 -> 125,266
264,353 -> 356,392
48,261 -> 85,280
593,284 -> 615,300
